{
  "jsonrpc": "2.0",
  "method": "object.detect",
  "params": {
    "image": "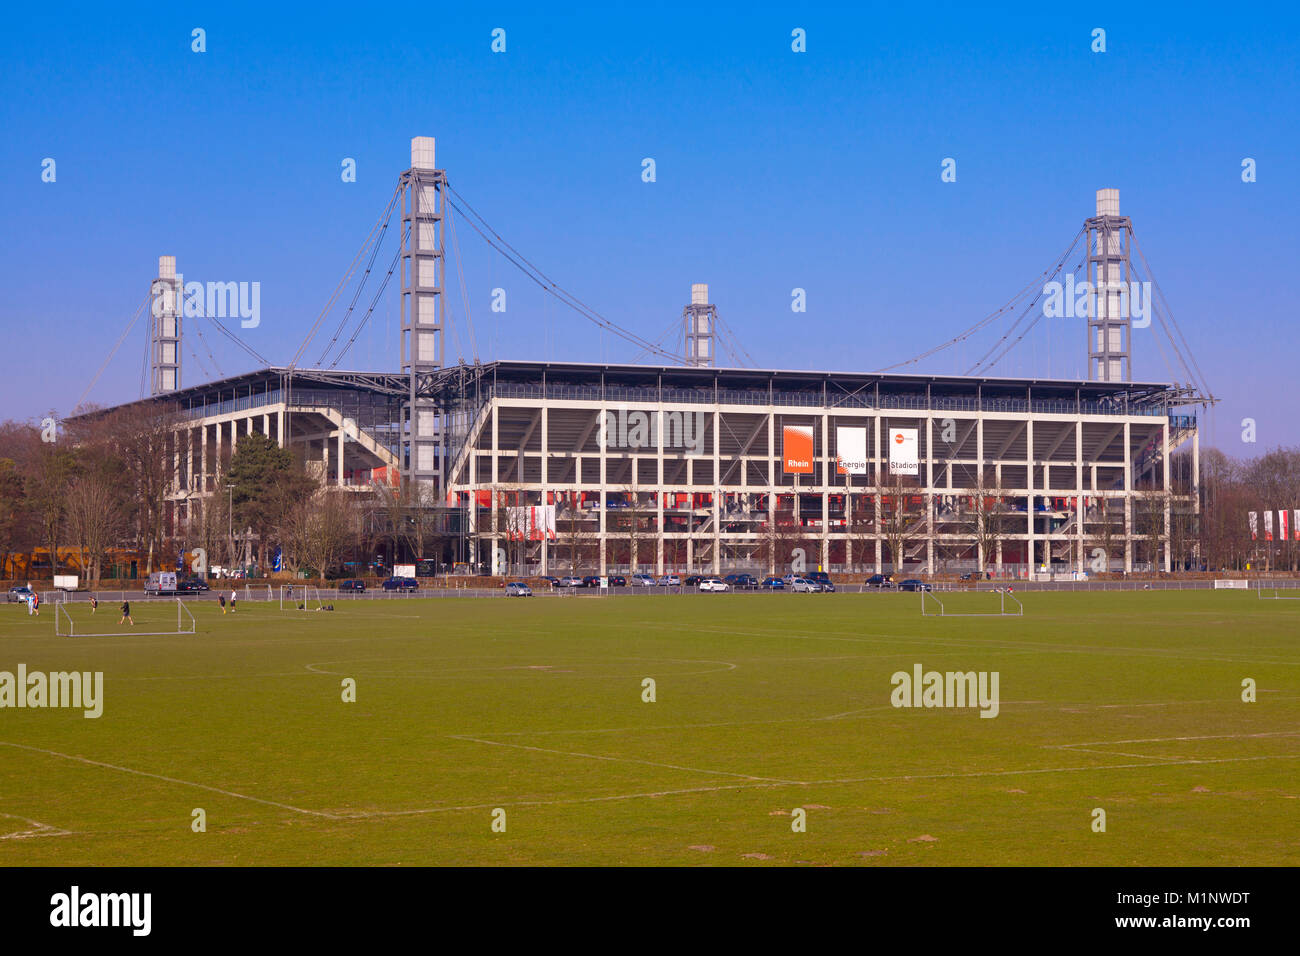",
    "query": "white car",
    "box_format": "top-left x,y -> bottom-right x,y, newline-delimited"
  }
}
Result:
698,578 -> 729,592
789,577 -> 819,593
